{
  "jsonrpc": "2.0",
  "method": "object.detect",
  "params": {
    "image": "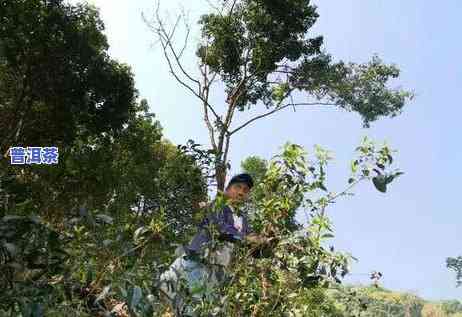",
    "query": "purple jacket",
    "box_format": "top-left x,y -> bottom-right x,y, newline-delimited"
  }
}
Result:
184,204 -> 252,256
